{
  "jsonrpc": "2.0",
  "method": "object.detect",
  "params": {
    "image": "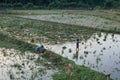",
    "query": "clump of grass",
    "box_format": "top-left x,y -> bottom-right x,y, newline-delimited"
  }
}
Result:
73,53 -> 78,59
80,55 -> 84,59
103,47 -> 106,50
62,46 -> 67,50
93,50 -> 96,54
84,51 -> 89,55
11,64 -> 22,70
96,57 -> 101,64
104,21 -> 109,24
